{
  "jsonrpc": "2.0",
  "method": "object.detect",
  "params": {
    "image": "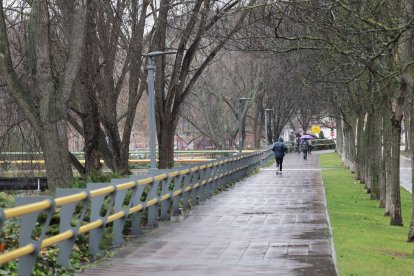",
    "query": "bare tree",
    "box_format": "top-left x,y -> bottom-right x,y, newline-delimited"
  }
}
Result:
0,0 -> 88,189
149,0 -> 257,168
